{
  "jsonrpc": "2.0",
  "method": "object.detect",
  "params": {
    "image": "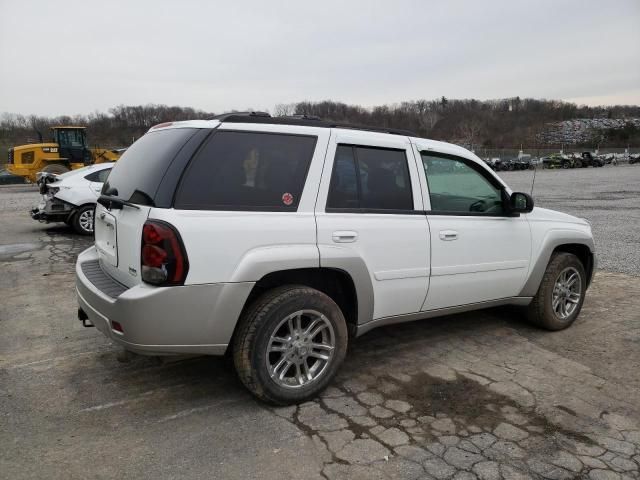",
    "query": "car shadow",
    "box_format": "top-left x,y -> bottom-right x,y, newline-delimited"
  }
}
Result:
88,306 -> 532,412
